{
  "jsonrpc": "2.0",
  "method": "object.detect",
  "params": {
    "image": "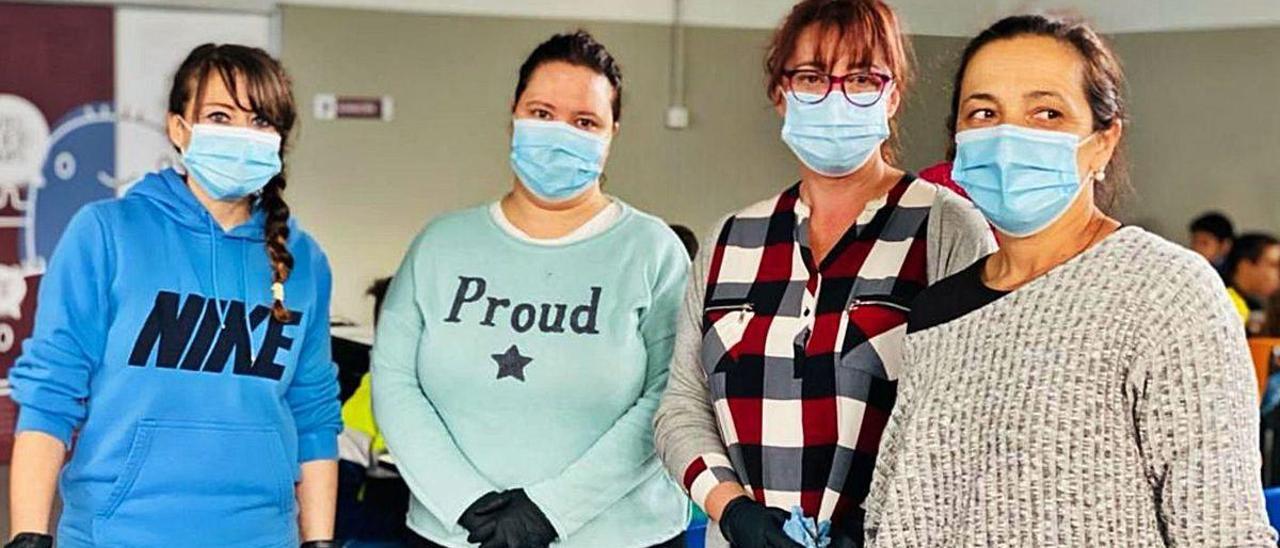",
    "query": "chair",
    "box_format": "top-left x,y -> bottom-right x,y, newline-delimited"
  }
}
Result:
1248,338 -> 1280,399
1266,487 -> 1280,532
